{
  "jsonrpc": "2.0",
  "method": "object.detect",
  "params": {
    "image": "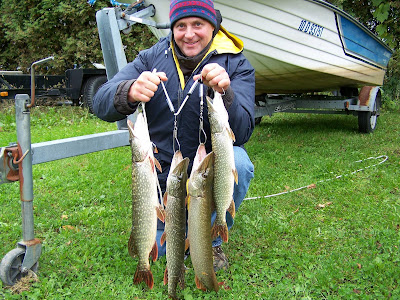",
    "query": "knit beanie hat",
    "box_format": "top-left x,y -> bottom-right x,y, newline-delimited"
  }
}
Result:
169,0 -> 217,28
